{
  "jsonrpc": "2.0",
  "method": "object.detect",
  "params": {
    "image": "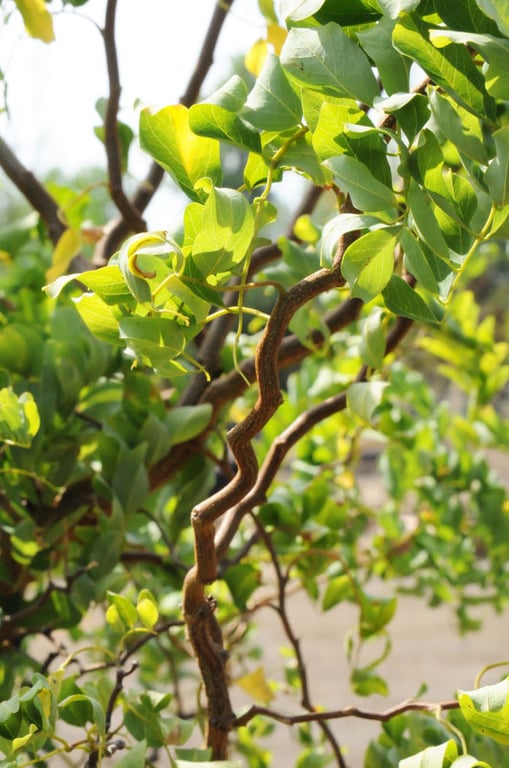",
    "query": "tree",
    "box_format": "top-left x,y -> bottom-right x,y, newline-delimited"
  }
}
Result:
0,0 -> 509,766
